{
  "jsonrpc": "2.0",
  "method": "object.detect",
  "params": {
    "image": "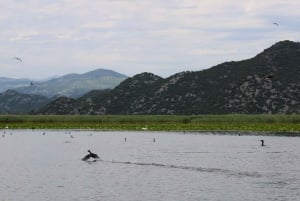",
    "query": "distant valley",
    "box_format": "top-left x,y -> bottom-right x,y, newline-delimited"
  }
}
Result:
0,90 -> 51,114
0,68 -> 127,114
0,77 -> 32,93
1,68 -> 127,98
